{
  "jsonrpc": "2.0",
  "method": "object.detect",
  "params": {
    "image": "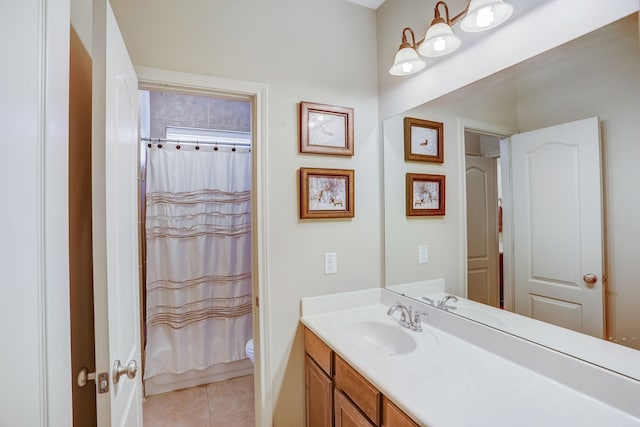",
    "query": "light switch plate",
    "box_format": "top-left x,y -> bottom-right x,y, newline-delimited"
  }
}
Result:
419,245 -> 428,264
324,252 -> 337,275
